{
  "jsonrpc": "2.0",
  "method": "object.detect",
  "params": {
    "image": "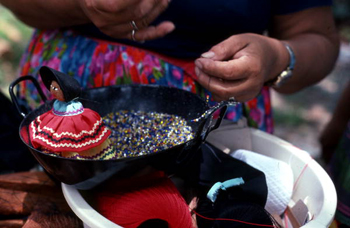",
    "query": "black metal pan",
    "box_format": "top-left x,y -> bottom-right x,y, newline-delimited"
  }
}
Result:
9,76 -> 231,190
